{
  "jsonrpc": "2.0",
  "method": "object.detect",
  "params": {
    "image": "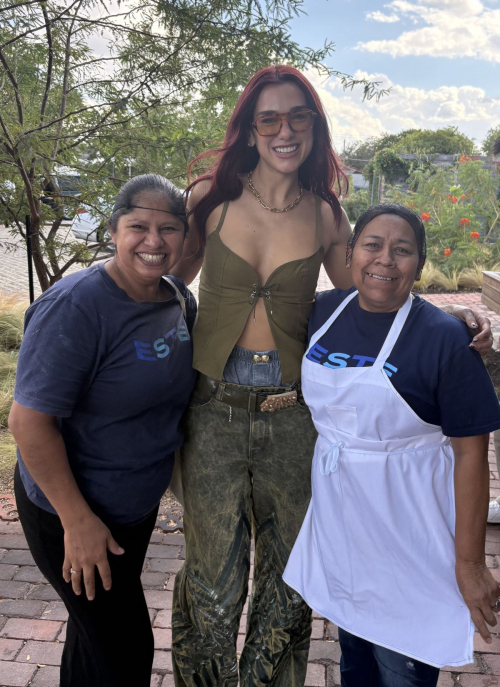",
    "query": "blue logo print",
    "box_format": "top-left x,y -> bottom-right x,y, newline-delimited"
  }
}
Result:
307,343 -> 398,377
134,324 -> 190,362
